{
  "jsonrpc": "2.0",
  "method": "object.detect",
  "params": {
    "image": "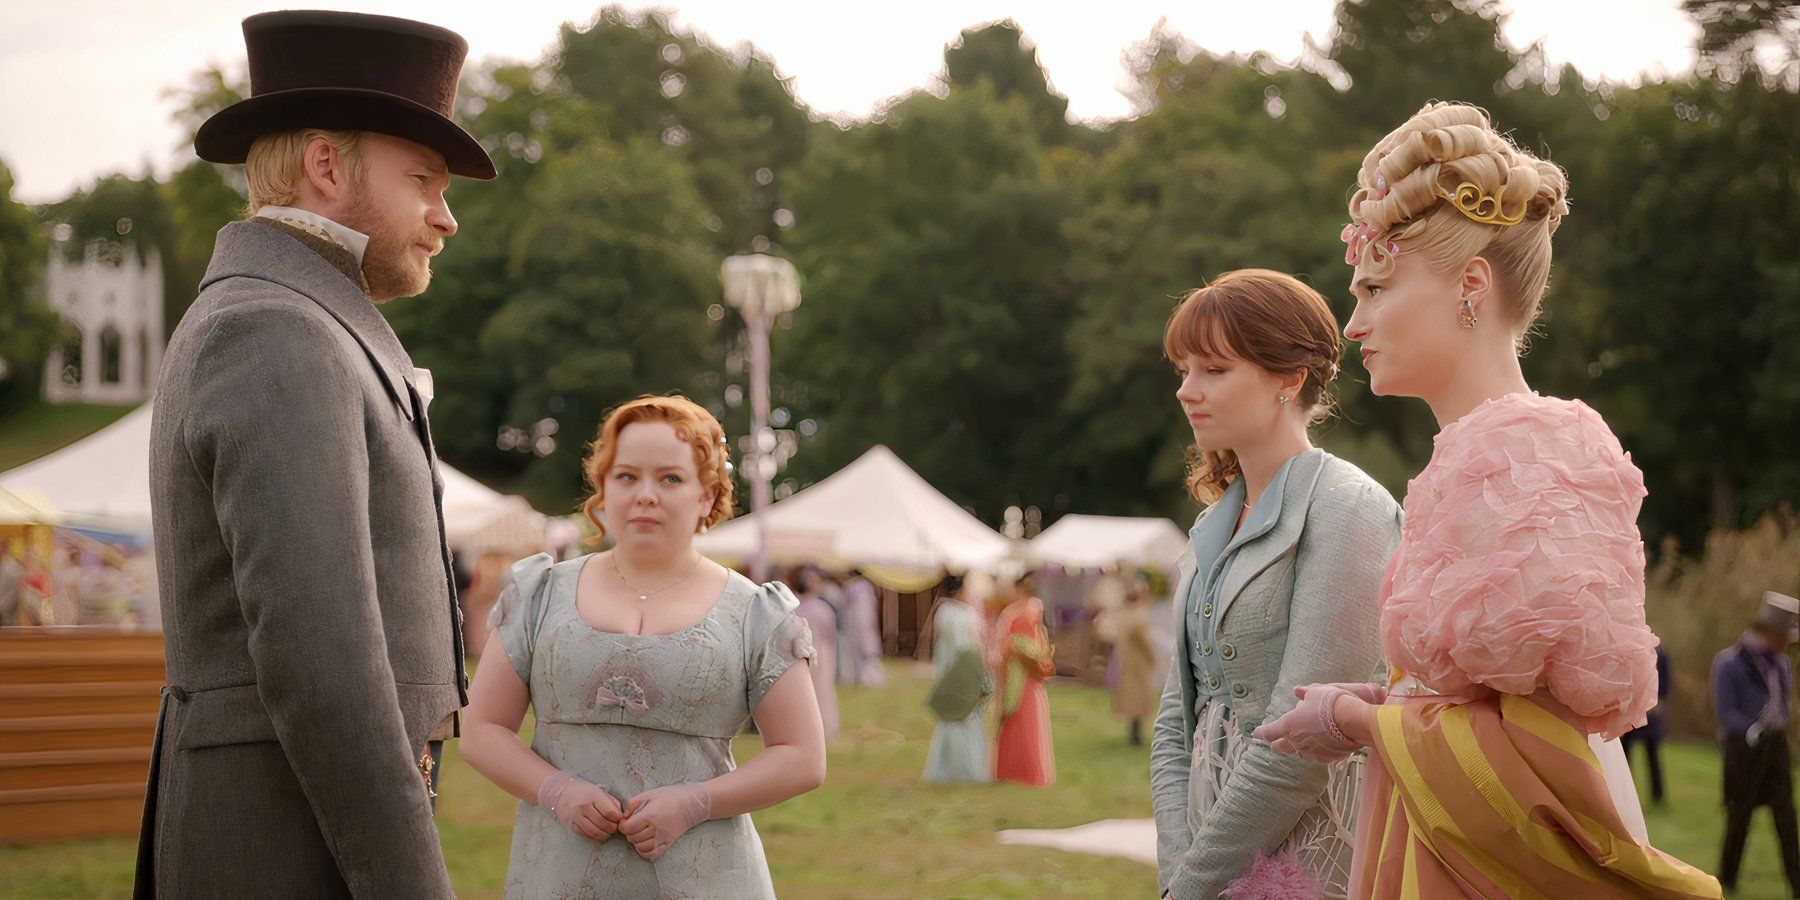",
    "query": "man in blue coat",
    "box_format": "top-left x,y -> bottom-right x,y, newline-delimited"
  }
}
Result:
1712,590 -> 1800,896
